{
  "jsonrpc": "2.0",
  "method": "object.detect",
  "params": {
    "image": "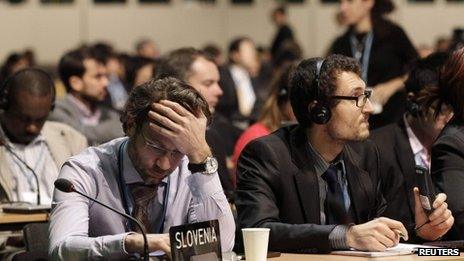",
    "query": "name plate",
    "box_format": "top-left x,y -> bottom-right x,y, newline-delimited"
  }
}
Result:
169,220 -> 221,261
